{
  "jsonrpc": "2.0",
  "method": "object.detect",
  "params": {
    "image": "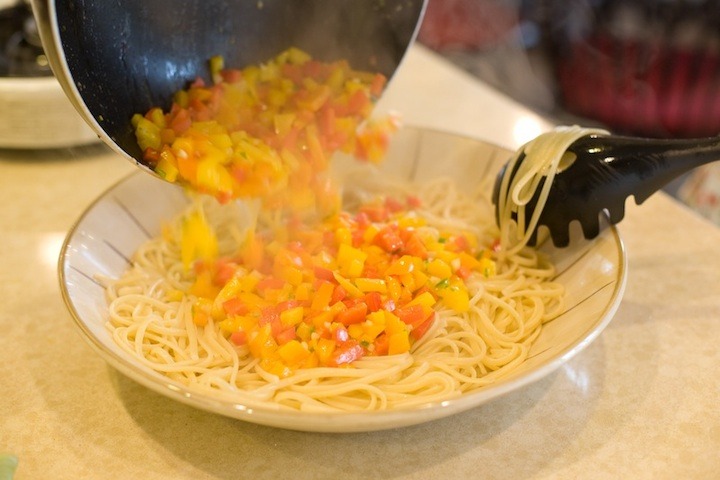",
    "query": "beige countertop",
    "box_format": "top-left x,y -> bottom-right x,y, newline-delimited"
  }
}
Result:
2,45 -> 719,480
